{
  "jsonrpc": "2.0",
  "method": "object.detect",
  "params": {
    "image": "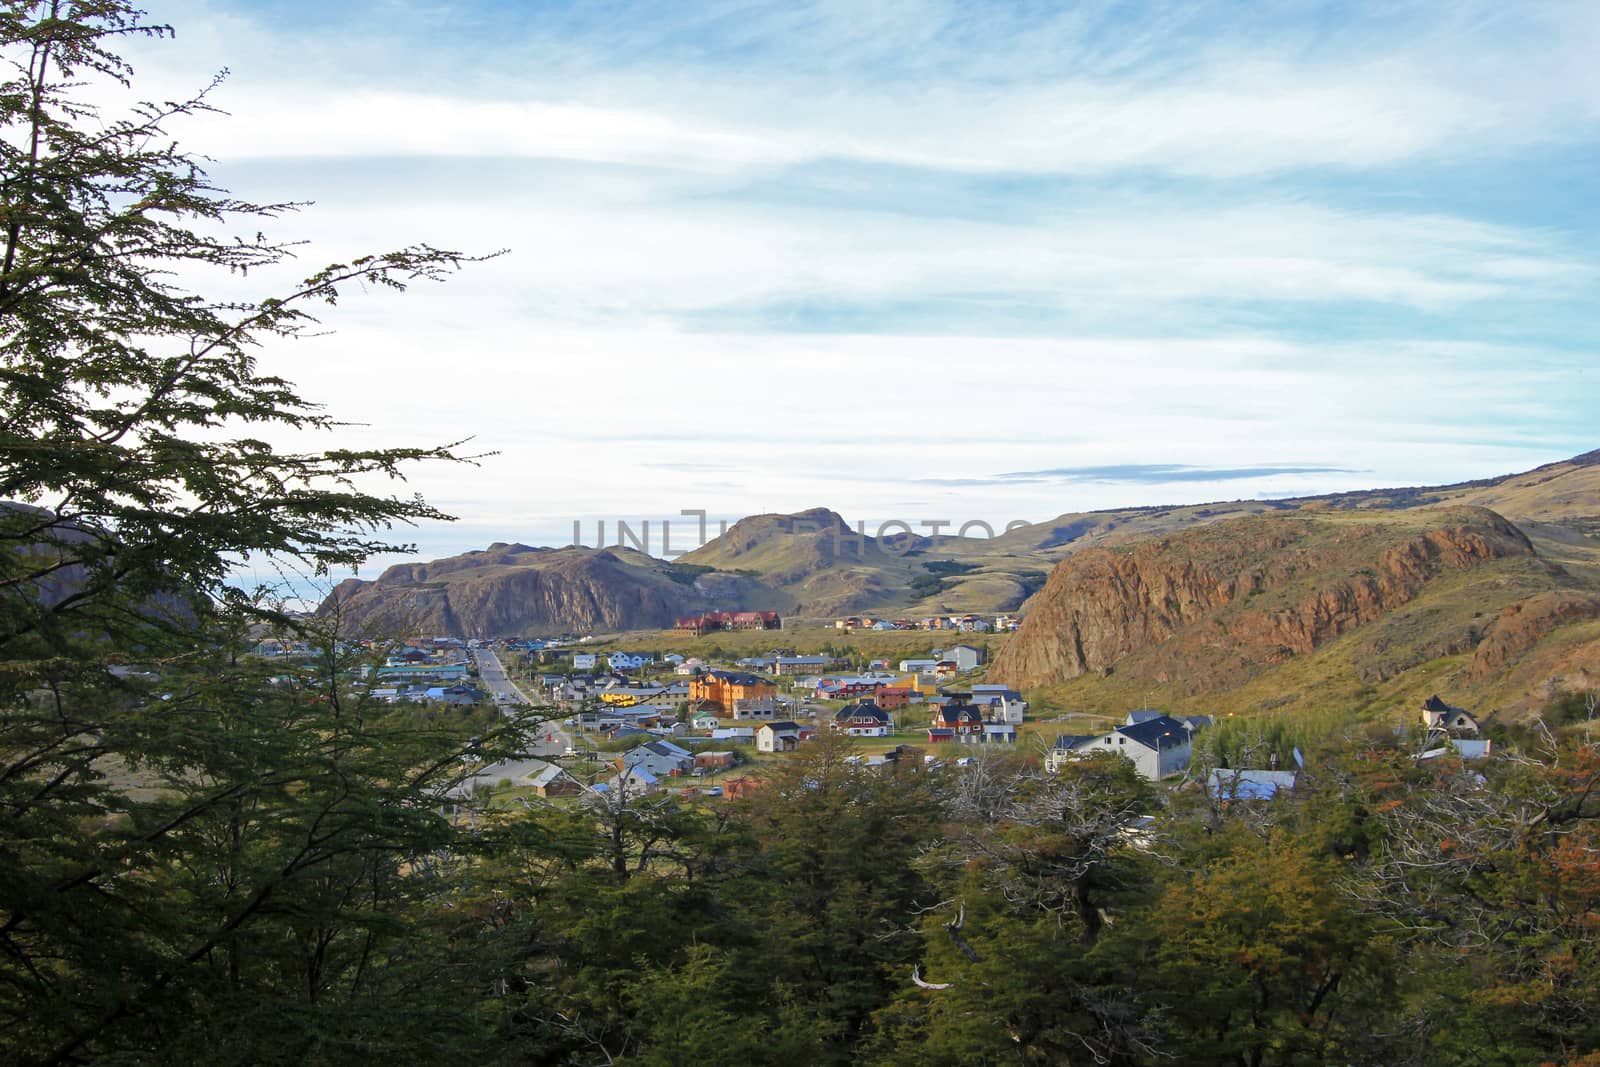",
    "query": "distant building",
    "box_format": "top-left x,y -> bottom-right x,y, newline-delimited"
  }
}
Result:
1049,714 -> 1198,780
833,701 -> 892,737
773,655 -> 832,676
941,645 -> 984,671
674,610 -> 782,636
690,669 -> 778,714
1421,694 -> 1480,734
524,762 -> 585,798
757,721 -> 805,753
